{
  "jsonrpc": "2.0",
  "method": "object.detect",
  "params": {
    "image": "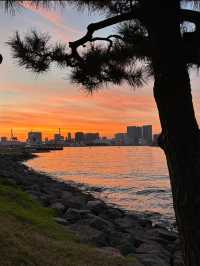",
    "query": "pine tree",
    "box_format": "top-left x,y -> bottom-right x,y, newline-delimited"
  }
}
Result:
6,1 -> 200,265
